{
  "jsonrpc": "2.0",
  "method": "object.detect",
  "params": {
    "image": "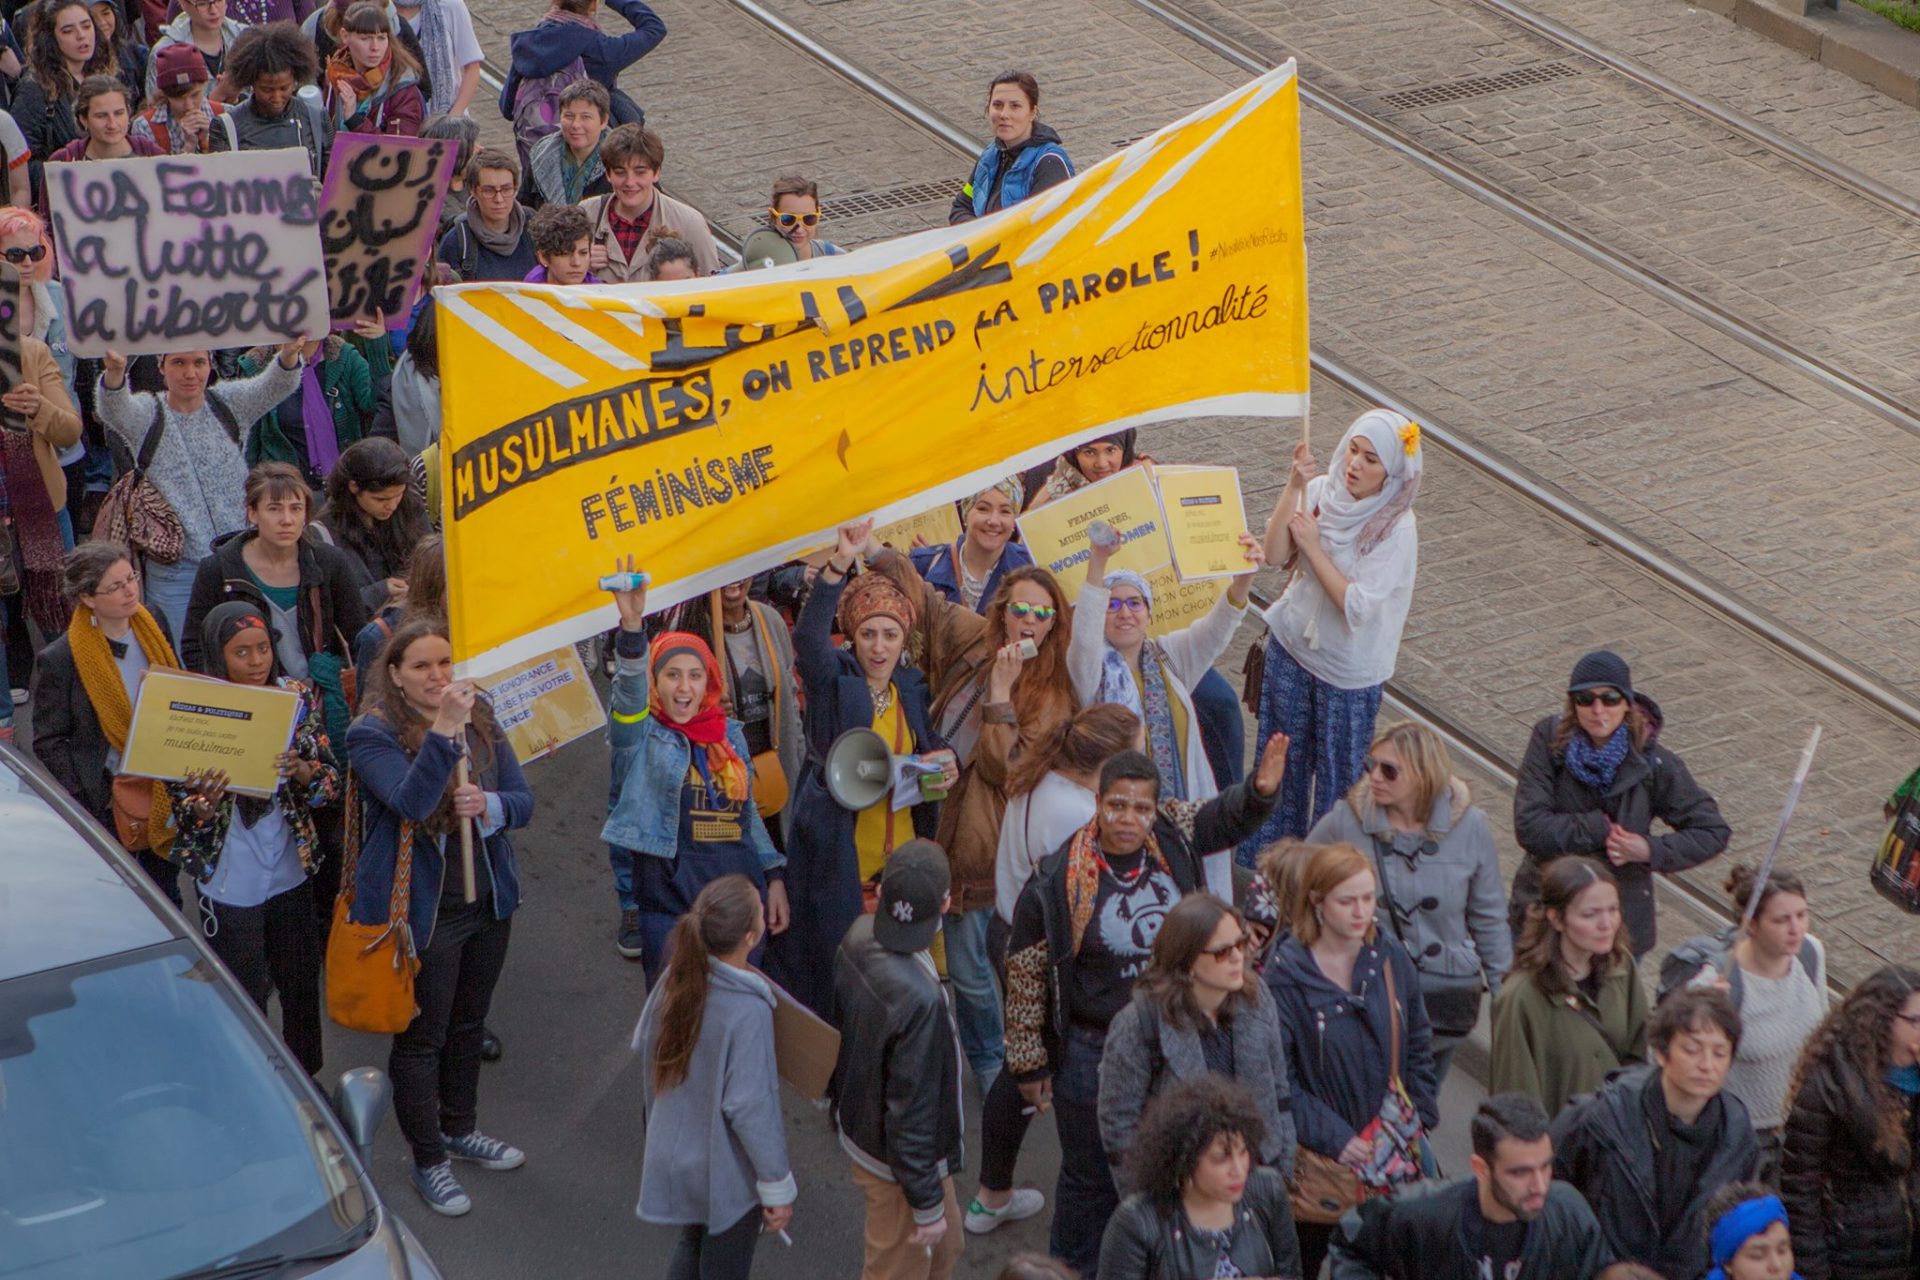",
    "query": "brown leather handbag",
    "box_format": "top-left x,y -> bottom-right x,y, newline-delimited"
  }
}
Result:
325,780 -> 421,1034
